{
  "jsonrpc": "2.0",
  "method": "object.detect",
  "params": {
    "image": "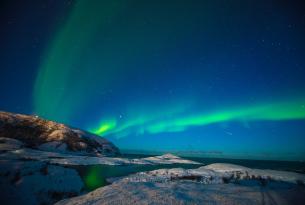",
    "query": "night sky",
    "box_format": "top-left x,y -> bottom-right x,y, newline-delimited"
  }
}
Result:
1,0 -> 305,160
